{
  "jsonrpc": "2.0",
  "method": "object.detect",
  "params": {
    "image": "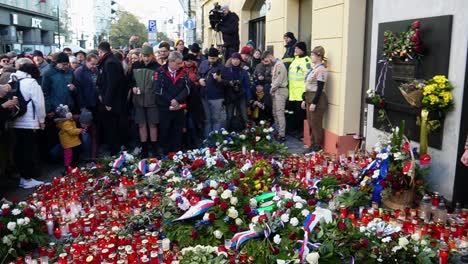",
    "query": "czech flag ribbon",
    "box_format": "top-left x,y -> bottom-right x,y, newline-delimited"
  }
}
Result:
112,154 -> 126,169
171,199 -> 215,222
